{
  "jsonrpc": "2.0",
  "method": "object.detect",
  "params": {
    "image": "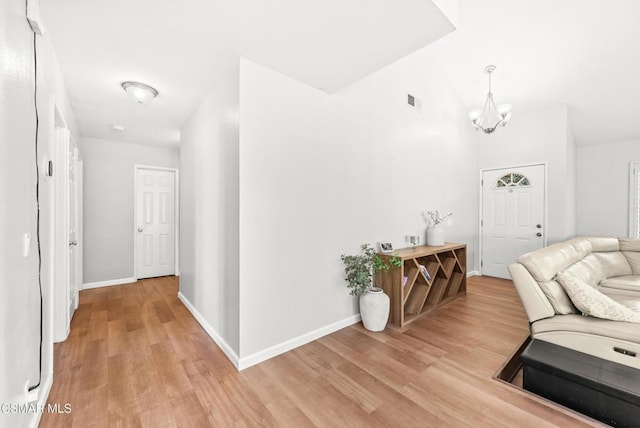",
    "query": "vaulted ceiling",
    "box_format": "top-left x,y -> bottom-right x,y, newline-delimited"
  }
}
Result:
42,0 -> 640,148
41,0 -> 455,147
